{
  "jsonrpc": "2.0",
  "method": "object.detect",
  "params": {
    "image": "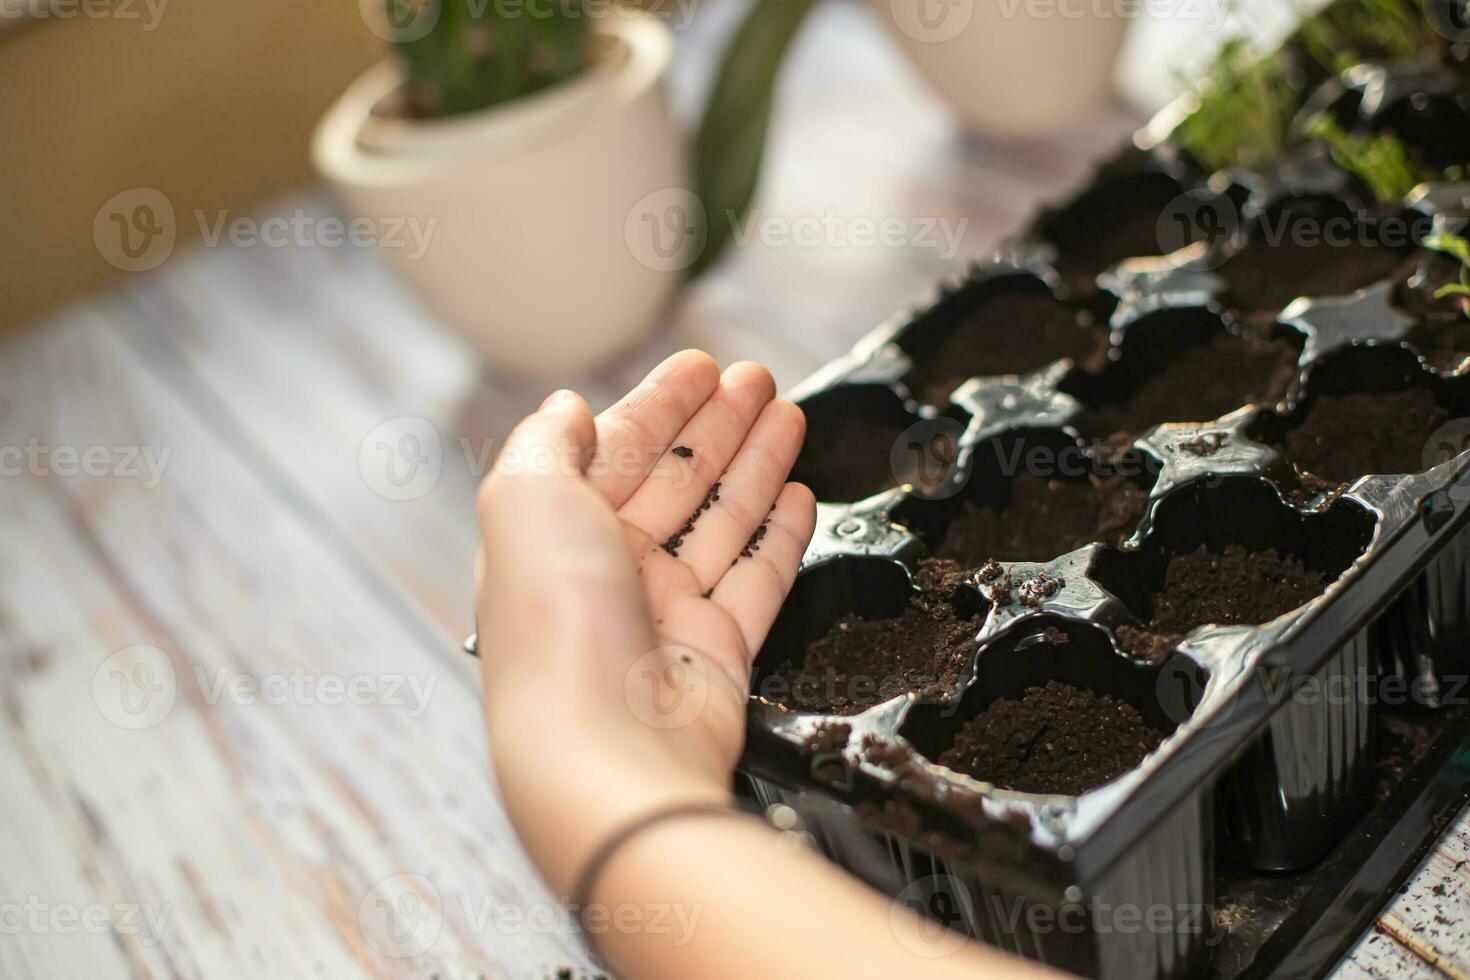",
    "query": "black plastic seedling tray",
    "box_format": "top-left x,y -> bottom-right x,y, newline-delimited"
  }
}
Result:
735,54 -> 1470,980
